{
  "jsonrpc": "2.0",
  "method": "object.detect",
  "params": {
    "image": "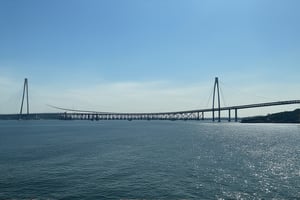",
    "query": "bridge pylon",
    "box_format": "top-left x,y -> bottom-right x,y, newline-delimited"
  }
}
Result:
212,77 -> 221,122
19,78 -> 29,119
